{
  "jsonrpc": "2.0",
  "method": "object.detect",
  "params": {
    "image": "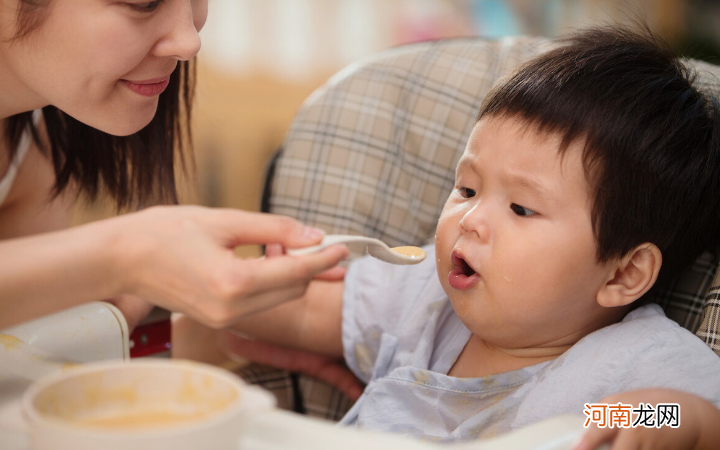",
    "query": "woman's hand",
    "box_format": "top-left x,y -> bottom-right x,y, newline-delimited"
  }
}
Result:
574,389 -> 720,450
215,244 -> 361,401
264,243 -> 347,282
110,206 -> 348,328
